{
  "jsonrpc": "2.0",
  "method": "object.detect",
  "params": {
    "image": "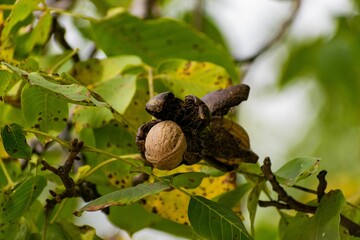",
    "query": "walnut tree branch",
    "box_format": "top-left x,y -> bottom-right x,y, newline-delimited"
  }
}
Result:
259,157 -> 360,237
41,138 -> 108,216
